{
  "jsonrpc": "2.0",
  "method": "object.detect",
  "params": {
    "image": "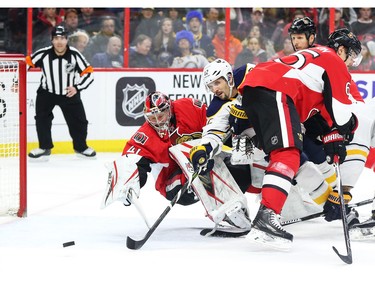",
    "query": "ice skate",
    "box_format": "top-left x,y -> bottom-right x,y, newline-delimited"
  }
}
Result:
75,147 -> 97,158
28,148 -> 51,162
247,204 -> 293,250
349,211 -> 375,240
